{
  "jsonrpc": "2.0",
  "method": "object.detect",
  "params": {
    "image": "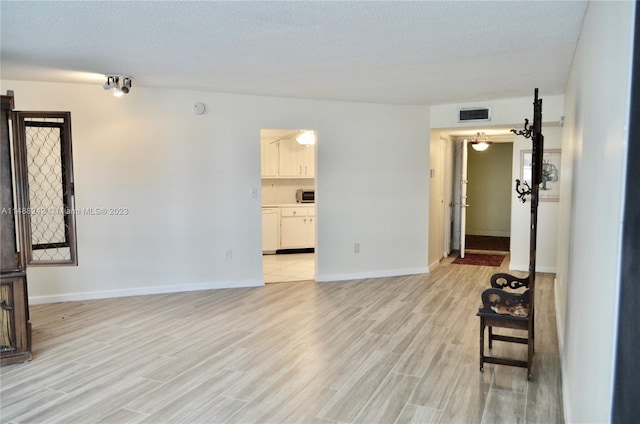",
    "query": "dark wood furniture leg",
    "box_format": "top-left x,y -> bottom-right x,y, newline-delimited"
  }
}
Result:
480,317 -> 485,371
